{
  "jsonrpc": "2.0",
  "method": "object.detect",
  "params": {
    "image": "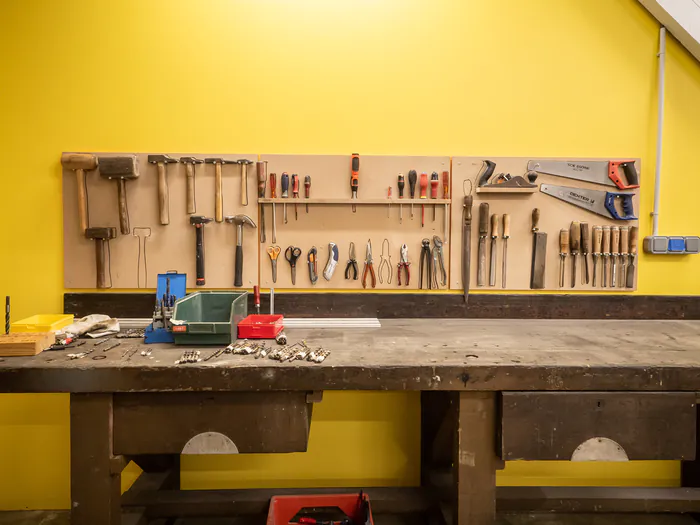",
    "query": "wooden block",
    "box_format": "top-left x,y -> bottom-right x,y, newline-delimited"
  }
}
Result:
0,332 -> 54,356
